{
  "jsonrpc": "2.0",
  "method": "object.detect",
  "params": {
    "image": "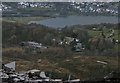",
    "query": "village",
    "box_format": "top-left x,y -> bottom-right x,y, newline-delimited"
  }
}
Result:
1,2 -> 118,17
1,1 -> 120,82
